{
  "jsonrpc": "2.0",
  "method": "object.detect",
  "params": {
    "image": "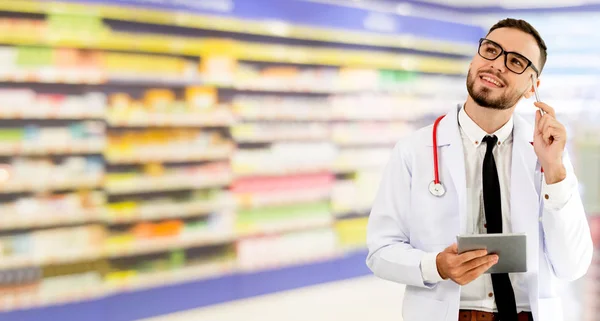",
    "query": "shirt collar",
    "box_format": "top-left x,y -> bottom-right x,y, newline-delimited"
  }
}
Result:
458,105 -> 513,146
